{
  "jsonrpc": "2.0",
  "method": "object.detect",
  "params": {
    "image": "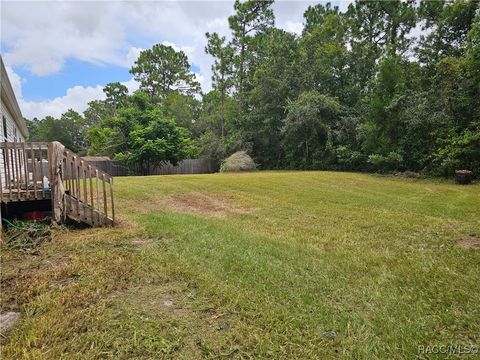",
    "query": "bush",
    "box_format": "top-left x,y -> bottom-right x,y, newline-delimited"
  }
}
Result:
333,146 -> 367,171
220,151 -> 256,172
433,127 -> 480,178
367,151 -> 404,172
